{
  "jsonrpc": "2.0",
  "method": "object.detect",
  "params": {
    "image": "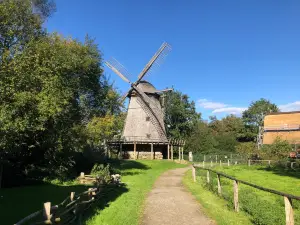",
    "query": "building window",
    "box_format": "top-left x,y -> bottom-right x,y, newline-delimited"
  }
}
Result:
146,116 -> 150,121
146,134 -> 151,138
